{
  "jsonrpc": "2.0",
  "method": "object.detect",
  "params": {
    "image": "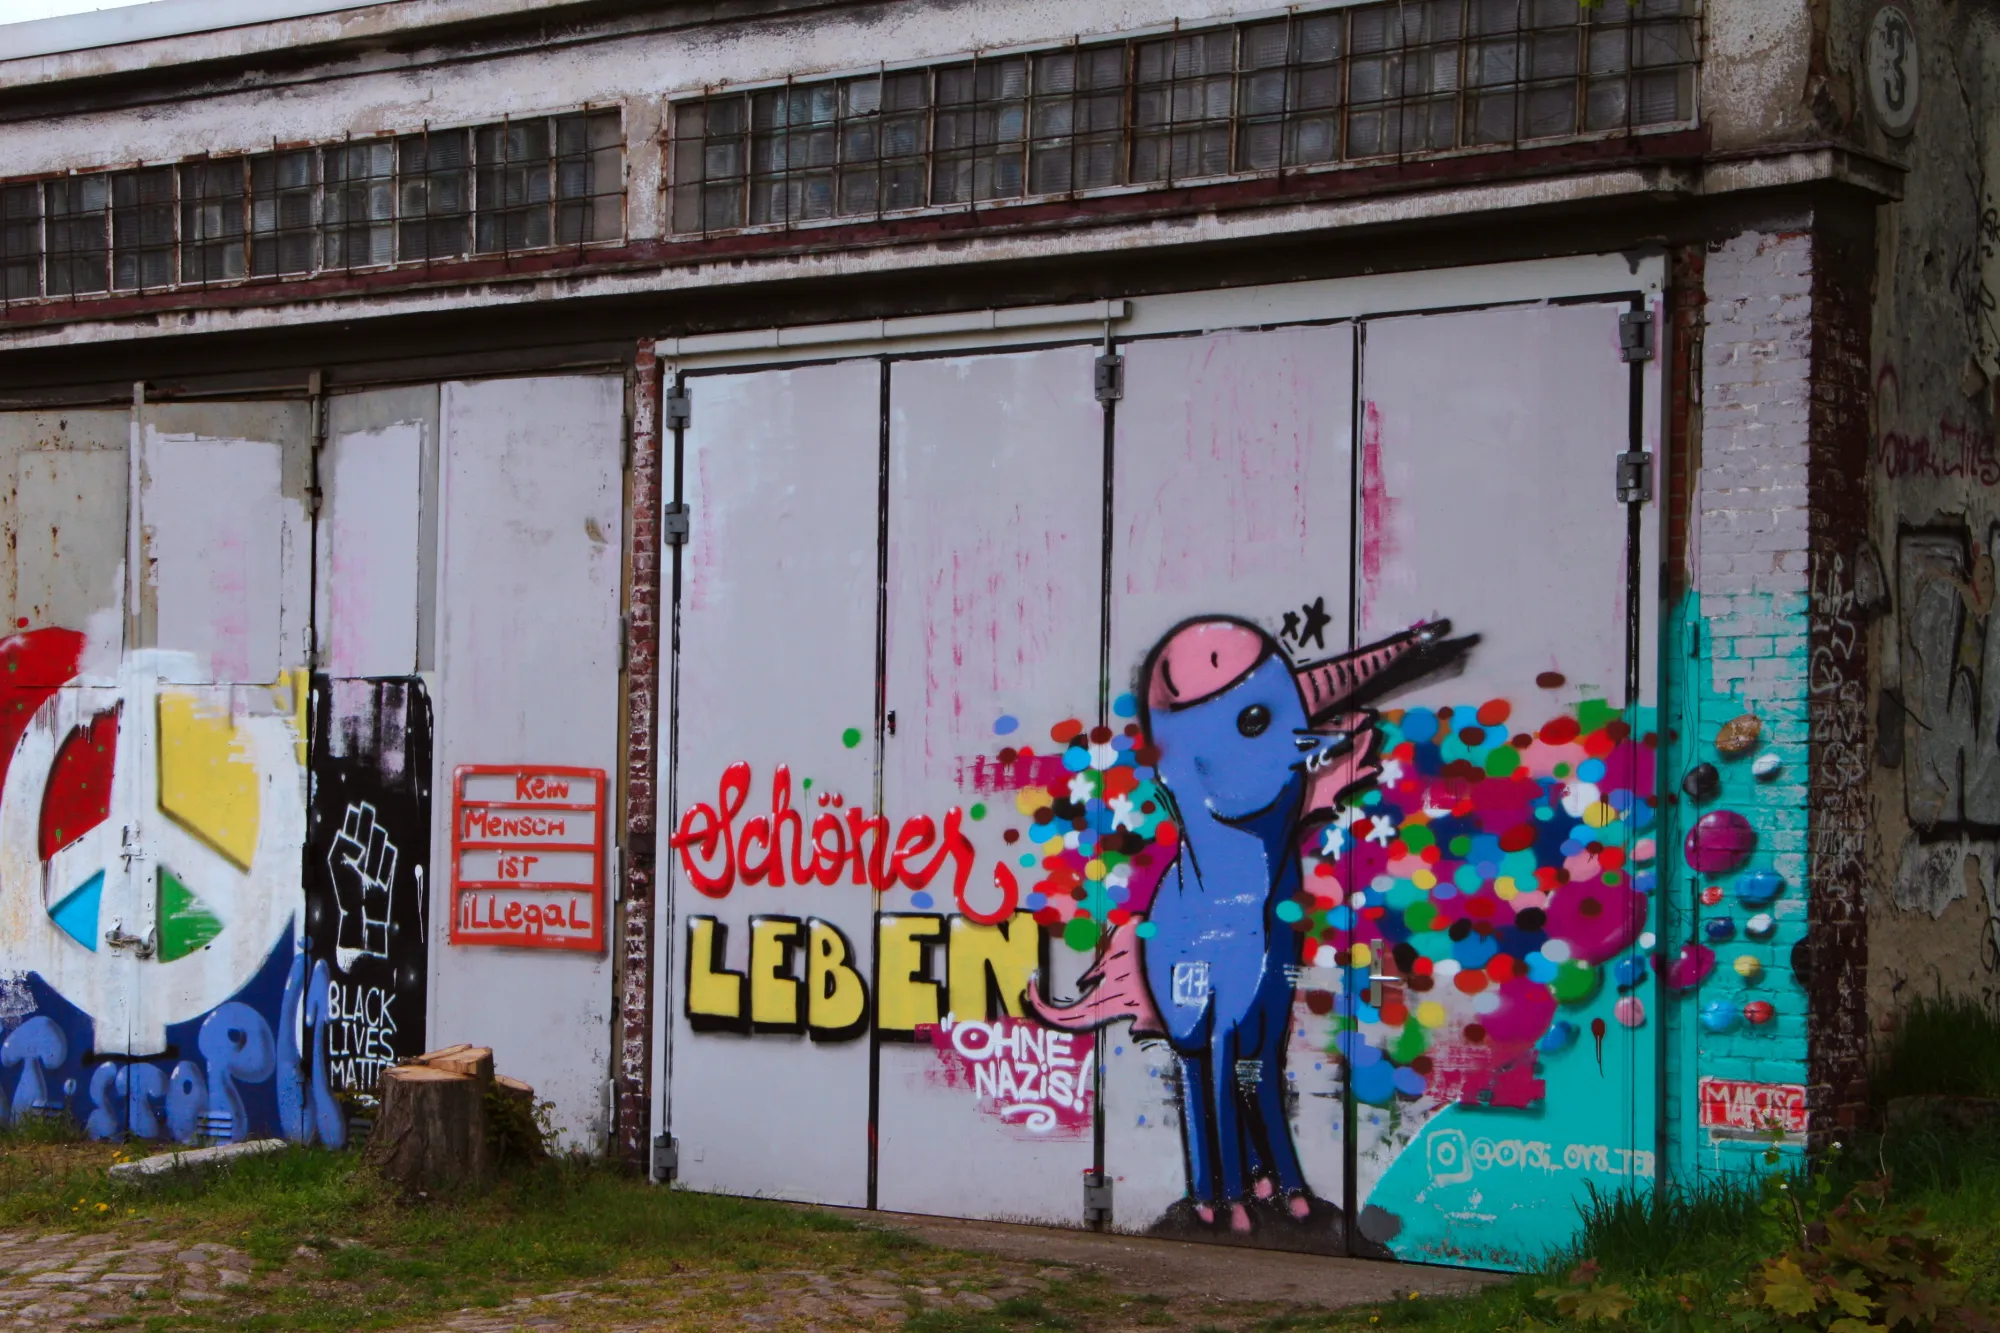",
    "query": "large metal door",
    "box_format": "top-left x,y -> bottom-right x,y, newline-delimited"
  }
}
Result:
664,360 -> 882,1206
1344,303 -> 1658,1267
656,282 -> 1660,1270
875,346 -> 1102,1222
